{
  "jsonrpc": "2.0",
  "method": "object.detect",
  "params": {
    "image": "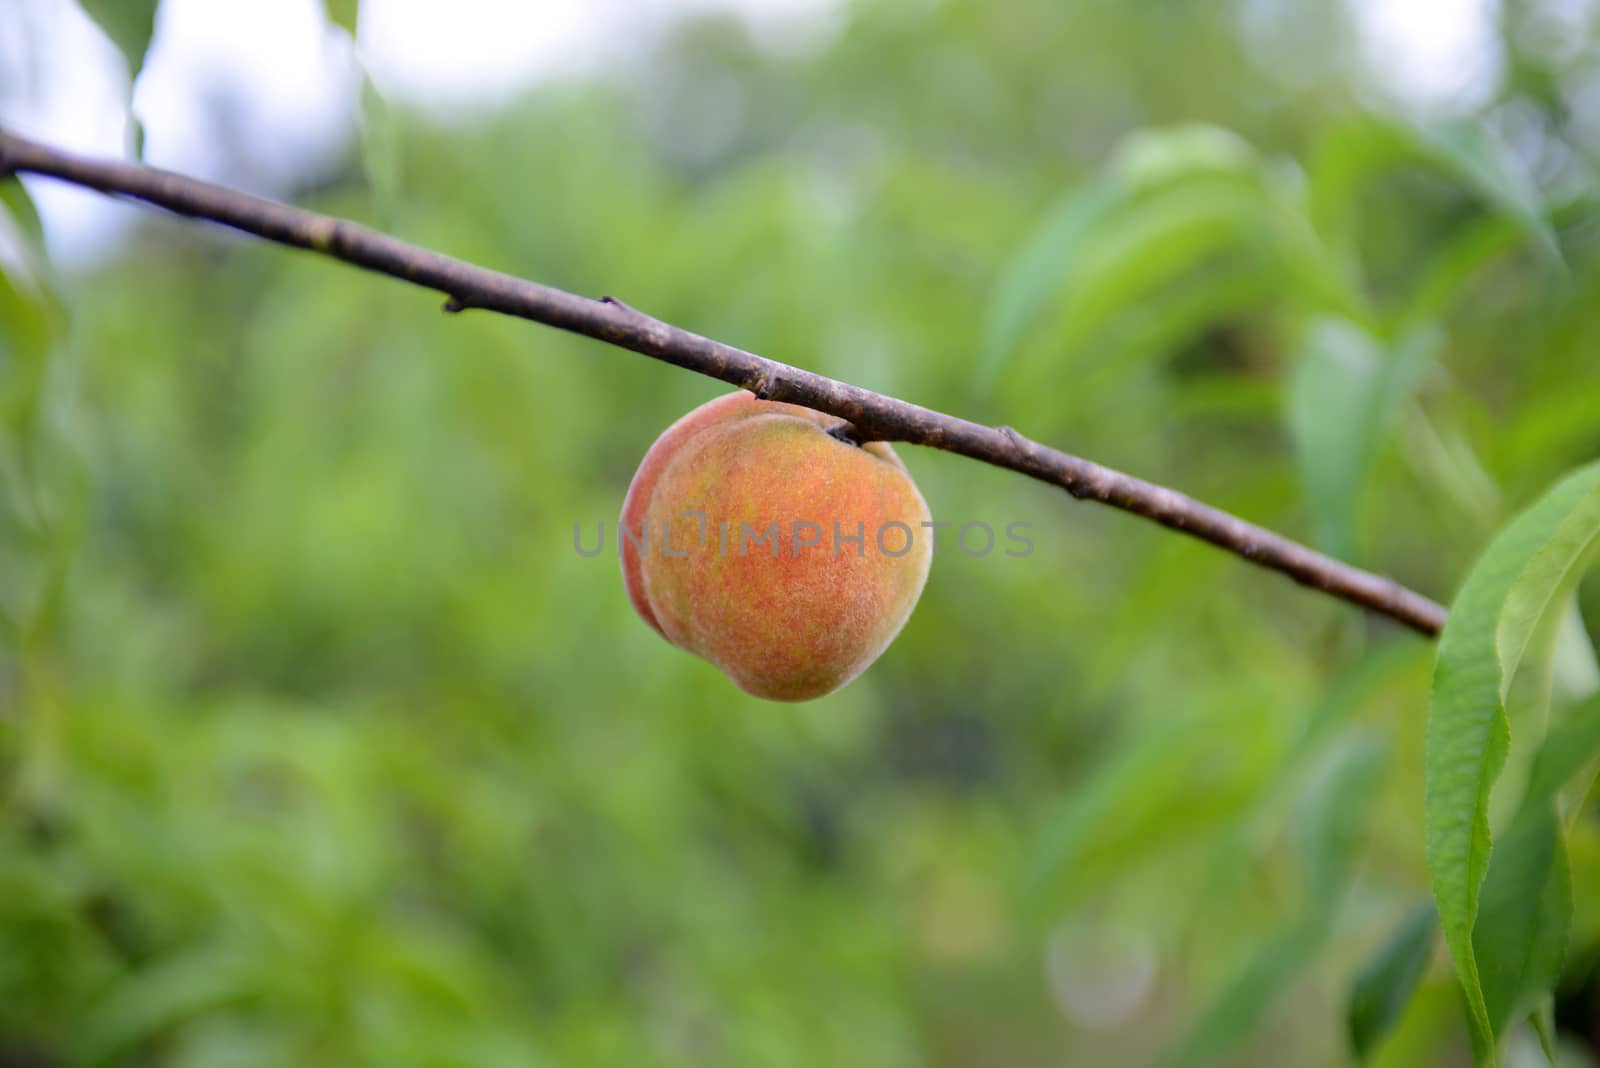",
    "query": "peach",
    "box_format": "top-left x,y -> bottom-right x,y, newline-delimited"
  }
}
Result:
620,391 -> 932,701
